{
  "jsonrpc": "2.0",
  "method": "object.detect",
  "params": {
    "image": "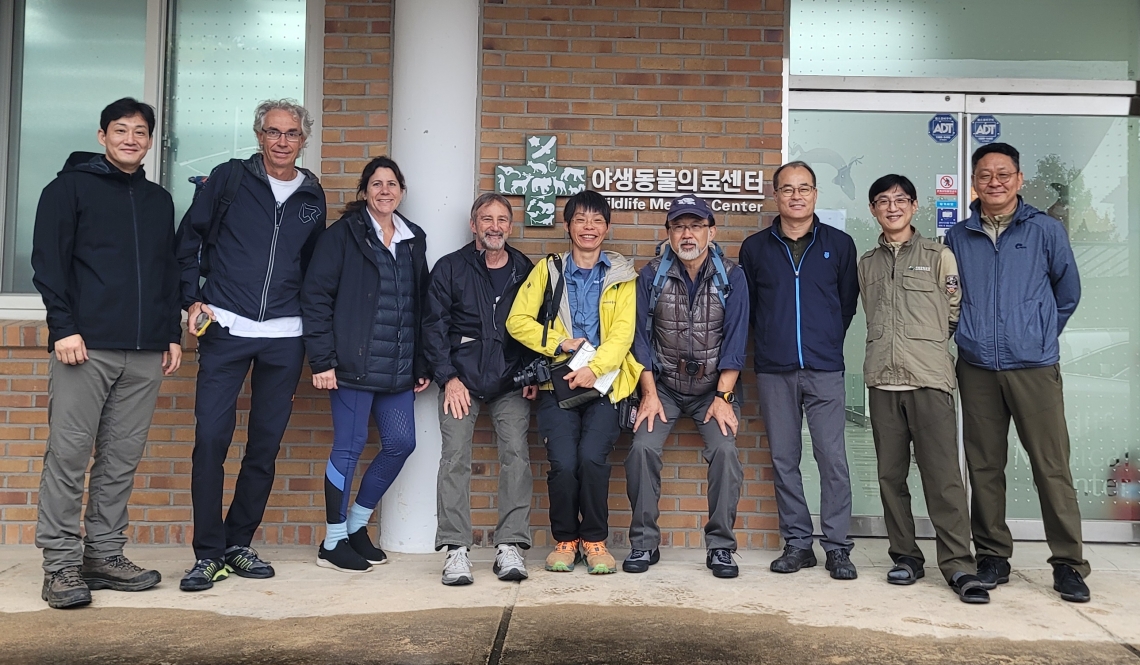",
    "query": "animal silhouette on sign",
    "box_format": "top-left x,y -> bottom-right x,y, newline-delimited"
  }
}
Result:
527,199 -> 555,215
553,178 -> 568,195
510,173 -> 533,194
562,166 -> 586,183
531,177 -> 553,195
791,144 -> 864,201
530,136 -> 557,159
